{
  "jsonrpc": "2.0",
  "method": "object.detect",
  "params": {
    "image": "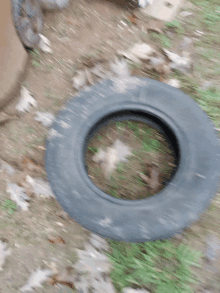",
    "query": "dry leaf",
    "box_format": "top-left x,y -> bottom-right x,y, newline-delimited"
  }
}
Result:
0,159 -> 17,175
26,175 -> 55,198
92,148 -> 106,164
22,157 -> 43,173
163,49 -> 191,74
147,19 -> 164,34
148,55 -> 170,75
138,172 -> 150,184
51,275 -> 75,289
91,64 -> 109,79
118,43 -> 155,63
72,70 -> 87,90
138,164 -> 160,190
75,243 -> 112,274
16,87 -> 38,113
6,183 -> 30,211
148,164 -> 160,190
34,111 -> 55,127
89,233 -> 109,251
56,210 -> 69,219
85,68 -> 94,85
165,79 -> 181,88
0,241 -> 11,271
127,13 -> 137,24
112,140 -> 132,163
101,147 -> 118,180
20,269 -> 53,292
48,236 -> 66,245
38,34 -> 53,53
138,0 -> 153,8
110,59 -> 131,78
179,11 -> 193,18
